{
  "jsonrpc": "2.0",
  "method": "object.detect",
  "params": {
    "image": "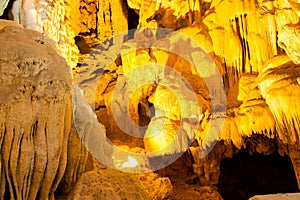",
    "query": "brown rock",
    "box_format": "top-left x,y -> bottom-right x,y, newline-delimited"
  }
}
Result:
67,169 -> 149,200
0,24 -> 72,199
